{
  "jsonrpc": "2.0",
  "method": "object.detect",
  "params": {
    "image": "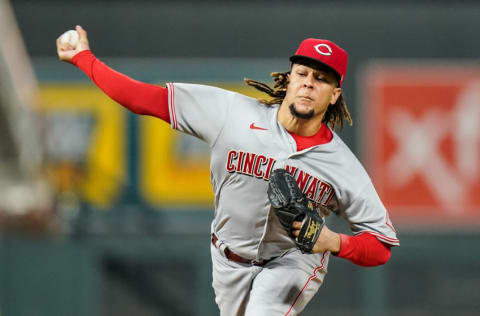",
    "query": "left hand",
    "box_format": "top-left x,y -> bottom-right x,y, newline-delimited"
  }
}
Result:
293,222 -> 341,253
